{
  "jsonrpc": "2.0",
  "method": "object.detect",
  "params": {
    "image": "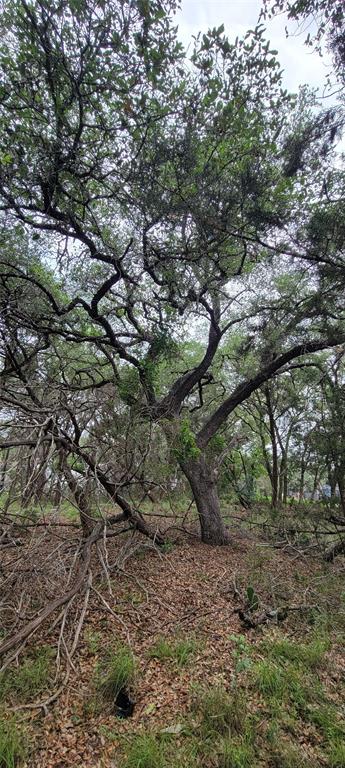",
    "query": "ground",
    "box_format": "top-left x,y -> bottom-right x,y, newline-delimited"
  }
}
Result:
0,513 -> 344,768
